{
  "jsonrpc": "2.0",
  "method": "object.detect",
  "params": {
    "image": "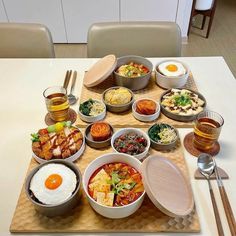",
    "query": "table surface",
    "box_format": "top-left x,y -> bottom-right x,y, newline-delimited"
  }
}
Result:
0,57 -> 235,236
